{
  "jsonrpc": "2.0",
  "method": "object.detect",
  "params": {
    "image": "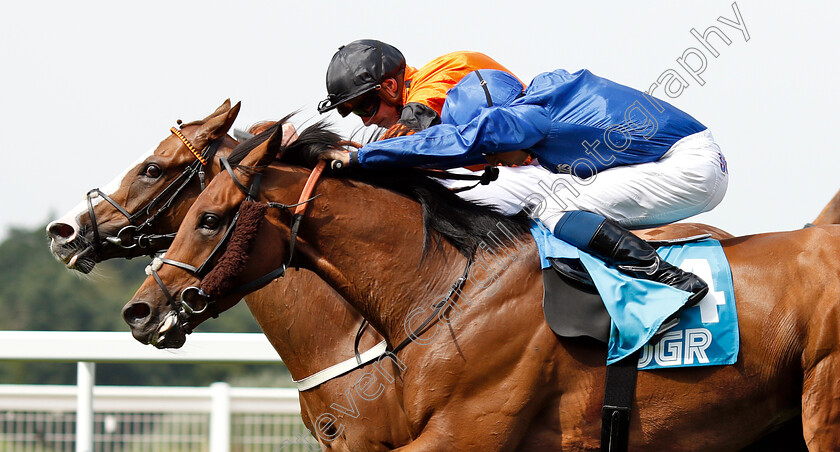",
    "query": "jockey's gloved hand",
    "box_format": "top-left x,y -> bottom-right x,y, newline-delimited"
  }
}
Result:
321,147 -> 352,170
